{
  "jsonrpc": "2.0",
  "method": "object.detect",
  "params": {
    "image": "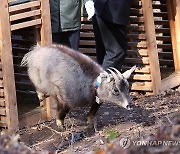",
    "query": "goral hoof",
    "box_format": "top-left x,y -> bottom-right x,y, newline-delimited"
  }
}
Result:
85,124 -> 95,137
56,119 -> 65,131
